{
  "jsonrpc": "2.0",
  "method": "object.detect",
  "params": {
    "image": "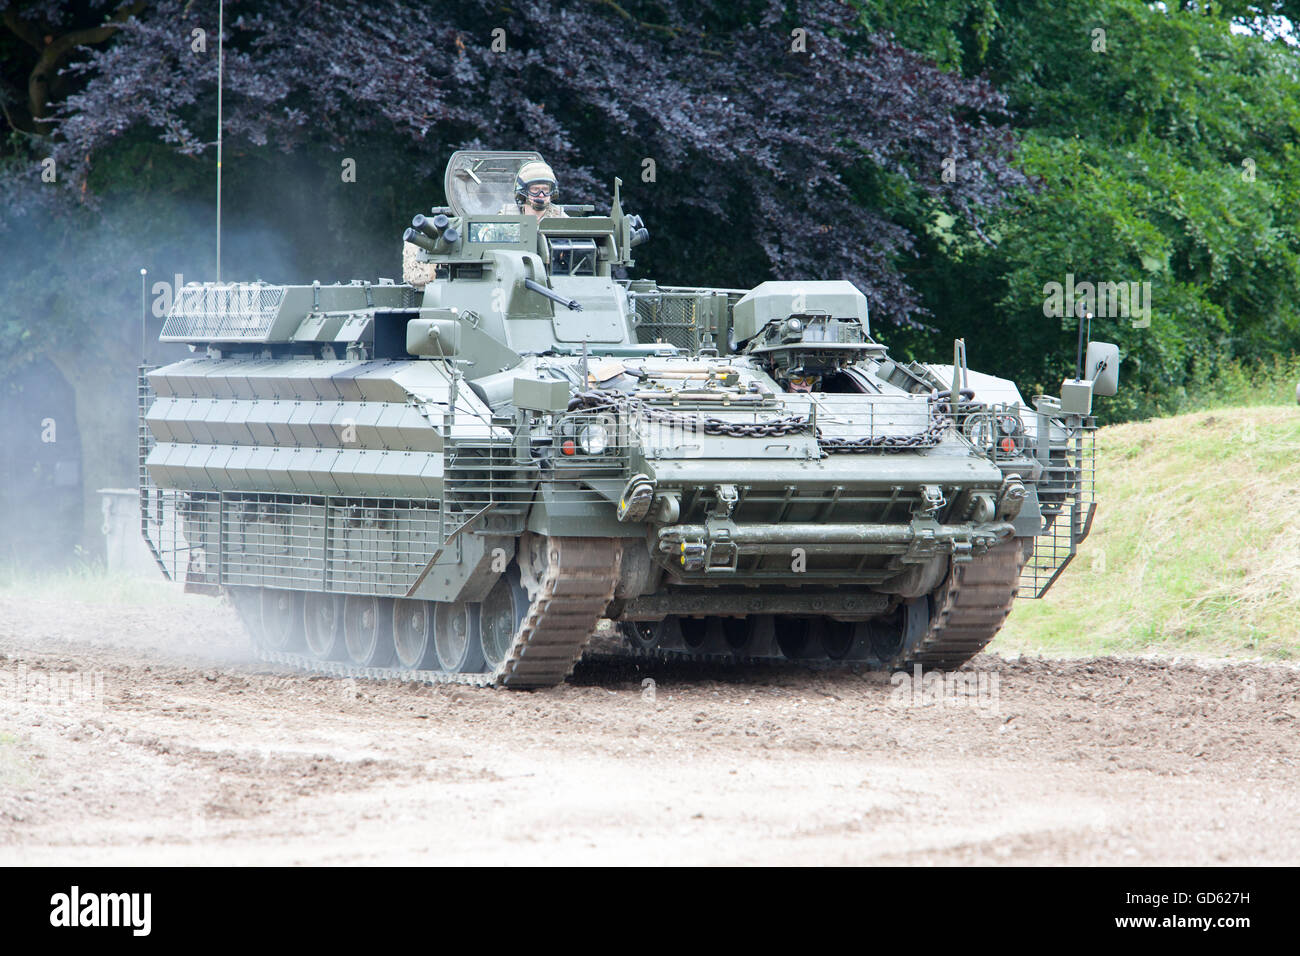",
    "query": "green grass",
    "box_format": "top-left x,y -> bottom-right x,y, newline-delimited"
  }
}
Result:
0,558 -> 210,607
997,403 -> 1300,661
1181,353 -> 1300,414
0,732 -> 33,789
